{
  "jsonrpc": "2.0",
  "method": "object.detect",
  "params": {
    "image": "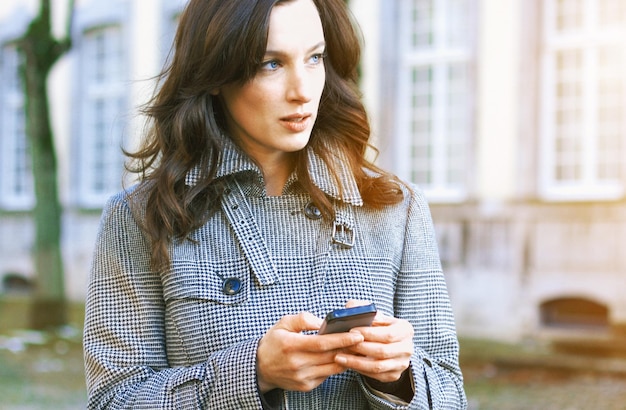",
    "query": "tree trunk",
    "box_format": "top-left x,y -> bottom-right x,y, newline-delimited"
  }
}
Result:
23,63 -> 66,328
18,0 -> 73,329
